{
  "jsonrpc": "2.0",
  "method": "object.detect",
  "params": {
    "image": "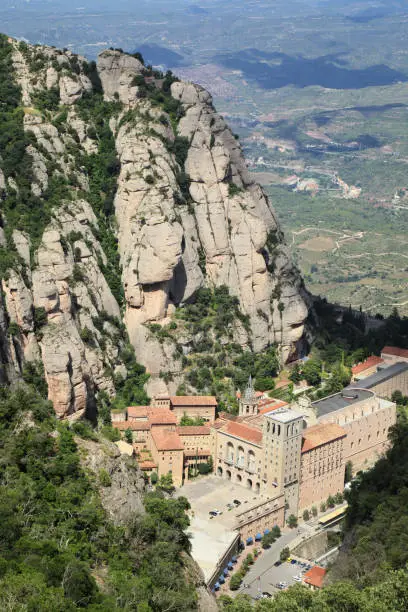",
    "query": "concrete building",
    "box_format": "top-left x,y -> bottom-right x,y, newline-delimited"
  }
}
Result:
150,430 -> 184,487
303,566 -> 326,590
299,423 -> 346,512
215,420 -> 263,492
381,345 -> 408,366
262,407 -> 304,517
154,395 -> 217,423
351,355 -> 384,381
314,388 -> 396,474
349,361 -> 408,398
113,374 -> 397,525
